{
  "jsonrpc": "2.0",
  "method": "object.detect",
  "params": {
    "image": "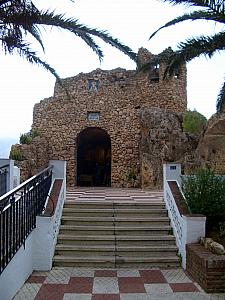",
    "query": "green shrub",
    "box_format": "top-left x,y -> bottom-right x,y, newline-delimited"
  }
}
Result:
20,133 -> 32,144
10,148 -> 23,161
183,109 -> 207,134
31,128 -> 40,139
19,128 -> 40,144
127,168 -> 137,182
219,222 -> 225,237
182,169 -> 225,231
